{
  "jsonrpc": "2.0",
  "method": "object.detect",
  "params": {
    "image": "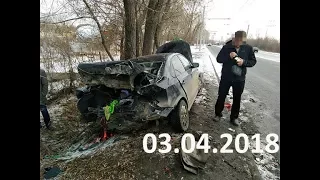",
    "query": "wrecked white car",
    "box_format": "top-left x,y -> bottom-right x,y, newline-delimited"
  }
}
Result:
76,41 -> 201,132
